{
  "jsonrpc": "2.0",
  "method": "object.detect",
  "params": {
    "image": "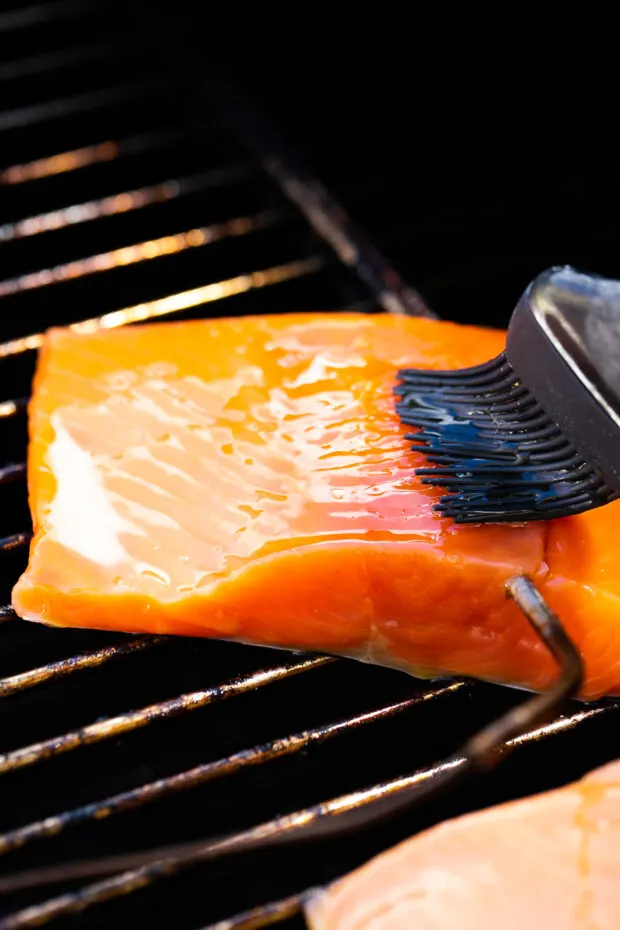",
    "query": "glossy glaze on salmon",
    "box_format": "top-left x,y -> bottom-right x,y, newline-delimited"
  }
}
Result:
11,312 -> 620,699
305,758 -> 620,930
